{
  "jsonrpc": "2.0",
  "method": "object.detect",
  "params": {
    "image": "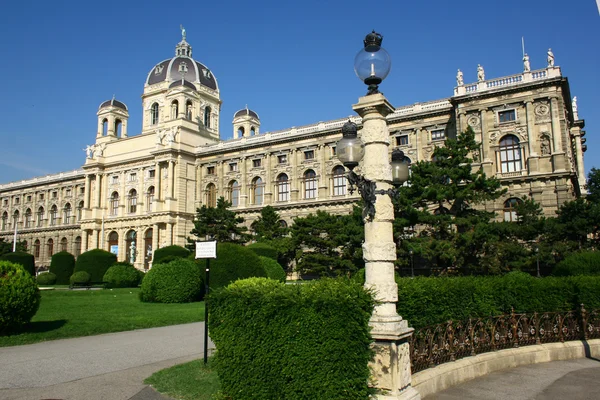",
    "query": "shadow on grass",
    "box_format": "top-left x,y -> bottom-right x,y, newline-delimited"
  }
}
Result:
24,319 -> 68,334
